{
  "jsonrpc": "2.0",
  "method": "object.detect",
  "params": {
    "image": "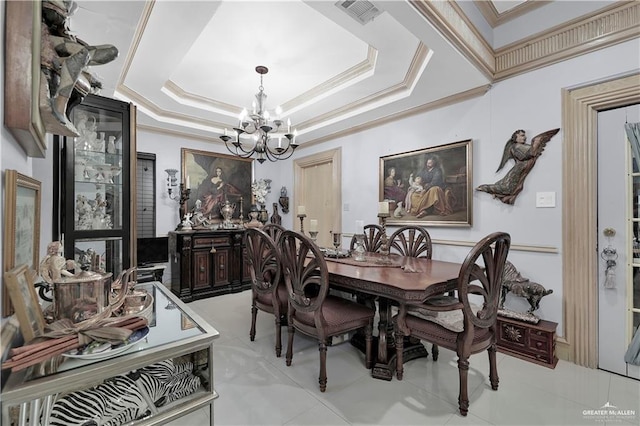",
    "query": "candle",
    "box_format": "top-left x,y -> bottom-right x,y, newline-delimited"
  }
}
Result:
278,136 -> 282,149
287,118 -> 291,133
298,205 -> 306,215
310,219 -> 318,232
355,220 -> 364,234
186,176 -> 190,189
224,128 -> 228,136
378,201 -> 389,214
